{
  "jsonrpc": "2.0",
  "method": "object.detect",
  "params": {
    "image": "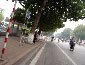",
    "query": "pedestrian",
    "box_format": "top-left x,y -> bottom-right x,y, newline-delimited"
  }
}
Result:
33,31 -> 38,43
58,38 -> 59,43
